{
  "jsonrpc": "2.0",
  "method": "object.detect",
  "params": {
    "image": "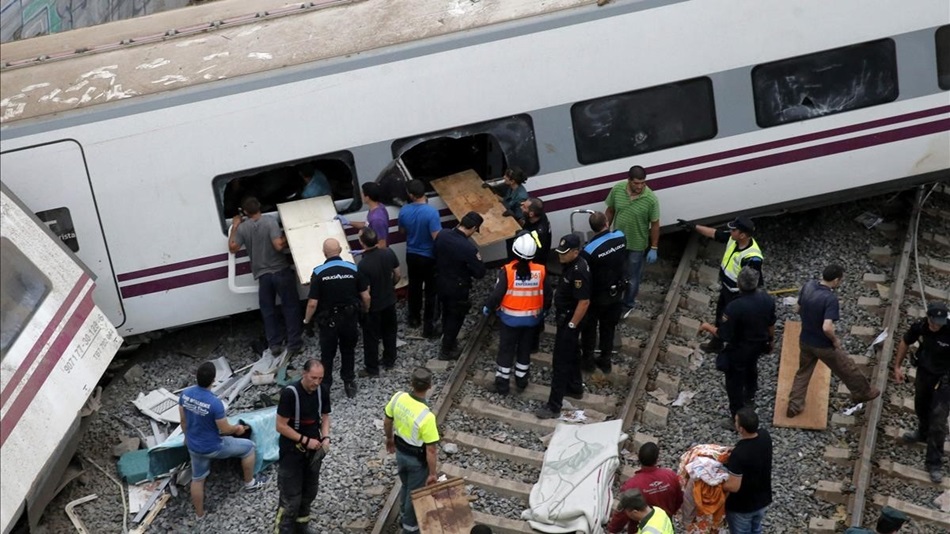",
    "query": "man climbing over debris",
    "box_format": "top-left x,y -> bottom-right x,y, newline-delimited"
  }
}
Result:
179,362 -> 265,521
